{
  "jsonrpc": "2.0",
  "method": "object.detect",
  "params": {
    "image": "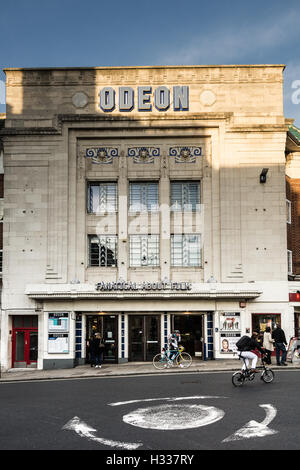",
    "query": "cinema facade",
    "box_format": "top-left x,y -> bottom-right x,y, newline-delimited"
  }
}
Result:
0,64 -> 294,370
